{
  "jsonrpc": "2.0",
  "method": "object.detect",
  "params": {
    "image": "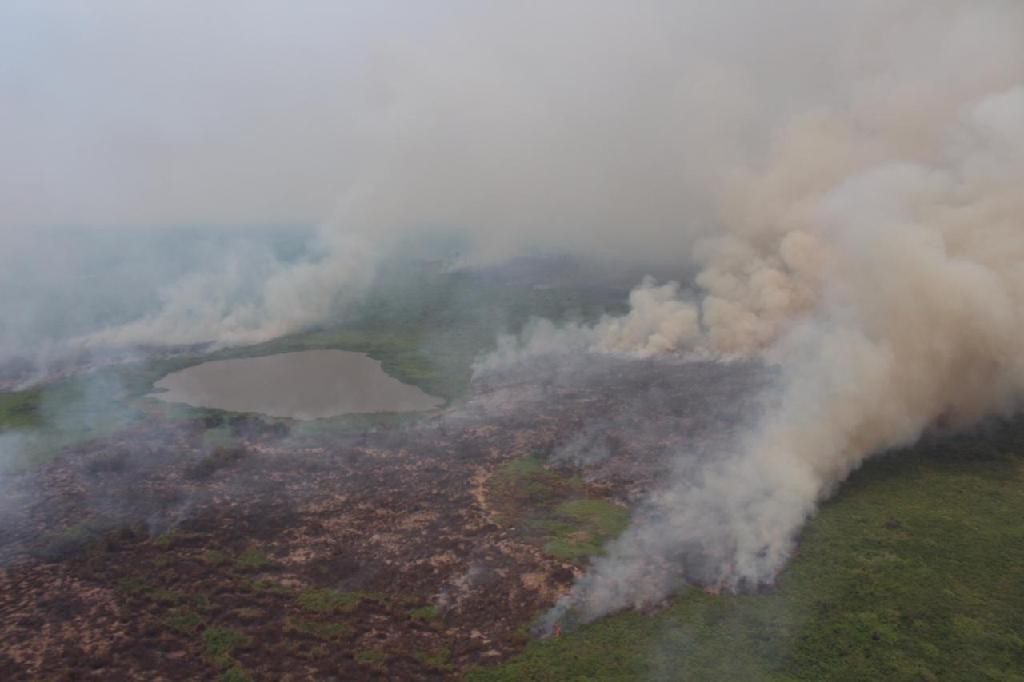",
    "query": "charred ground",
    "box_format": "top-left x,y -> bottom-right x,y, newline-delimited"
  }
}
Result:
0,353 -> 766,680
